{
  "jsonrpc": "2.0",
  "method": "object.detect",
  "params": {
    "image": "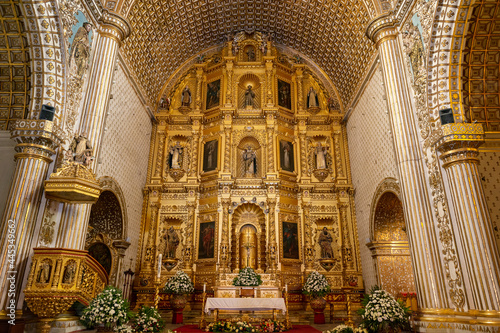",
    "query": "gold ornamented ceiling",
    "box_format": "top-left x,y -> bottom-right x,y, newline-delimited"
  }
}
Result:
461,0 -> 500,132
121,0 -> 376,109
0,0 -> 30,130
